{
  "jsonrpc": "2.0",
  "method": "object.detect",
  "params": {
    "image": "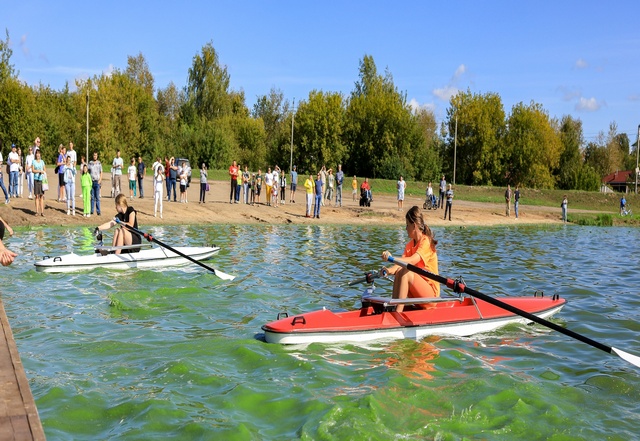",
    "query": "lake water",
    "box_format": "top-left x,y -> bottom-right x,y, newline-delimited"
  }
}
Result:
3,224 -> 640,440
